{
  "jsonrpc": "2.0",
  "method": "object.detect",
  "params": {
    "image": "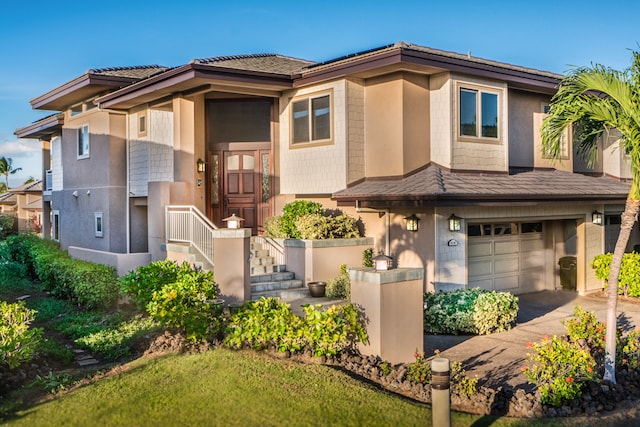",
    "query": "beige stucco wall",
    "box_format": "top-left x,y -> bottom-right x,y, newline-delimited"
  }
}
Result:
602,132 -> 632,180
347,79 -> 365,183
533,112 -> 573,172
363,72 -> 430,178
509,90 -> 554,169
429,72 -> 453,168
279,80 -> 348,194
